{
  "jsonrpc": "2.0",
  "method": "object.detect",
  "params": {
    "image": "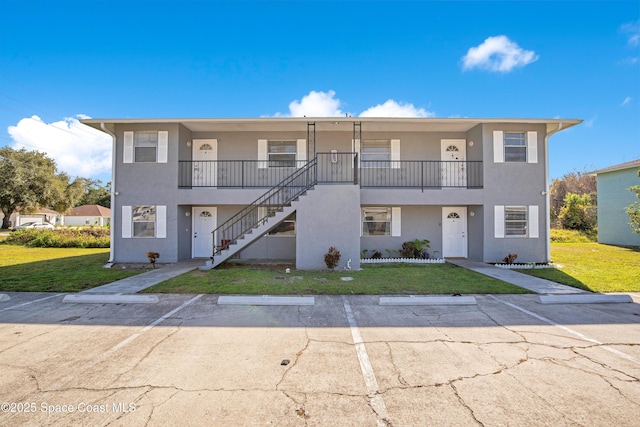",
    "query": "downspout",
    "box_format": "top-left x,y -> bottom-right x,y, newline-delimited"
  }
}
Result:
101,122 -> 117,266
544,122 -> 564,263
